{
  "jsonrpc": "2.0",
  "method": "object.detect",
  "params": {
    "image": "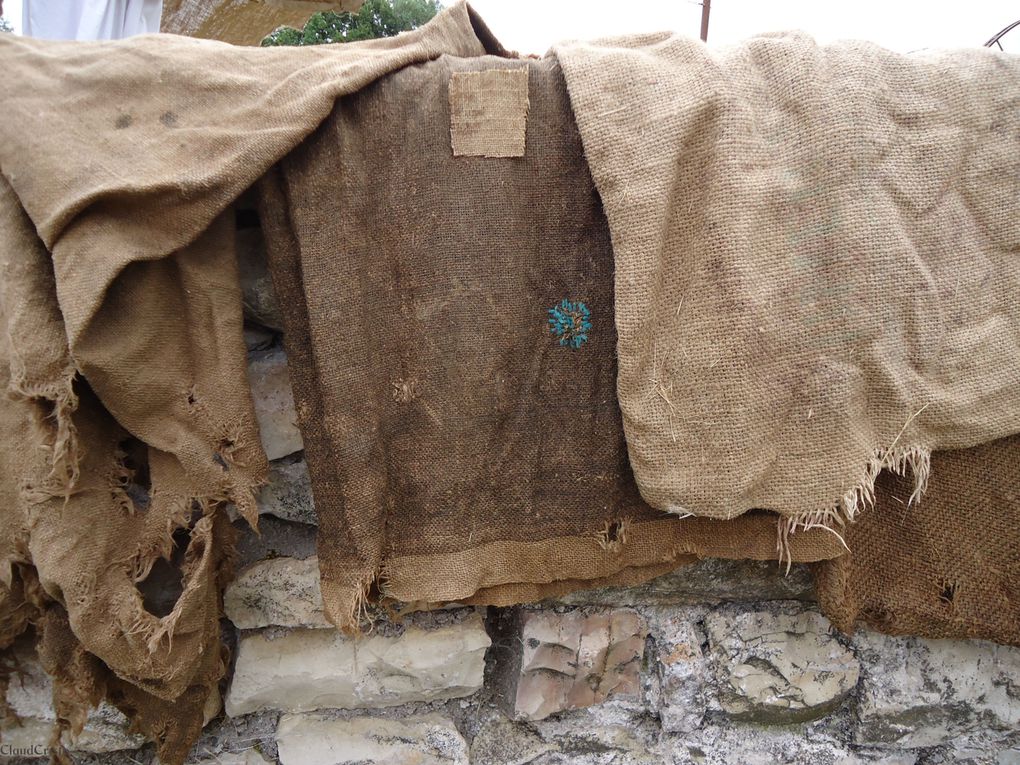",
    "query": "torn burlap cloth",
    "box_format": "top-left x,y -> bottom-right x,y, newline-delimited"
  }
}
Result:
0,5 -> 500,761
813,436 -> 1020,646
553,34 -> 1020,536
258,53 -> 844,630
